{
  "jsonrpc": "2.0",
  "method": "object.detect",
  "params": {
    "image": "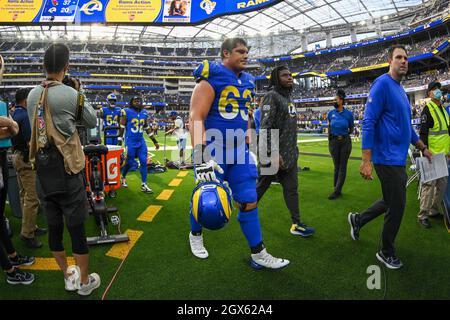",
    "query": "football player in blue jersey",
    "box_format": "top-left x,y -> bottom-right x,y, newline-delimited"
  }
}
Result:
98,93 -> 122,145
119,96 -> 159,193
188,38 -> 289,269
